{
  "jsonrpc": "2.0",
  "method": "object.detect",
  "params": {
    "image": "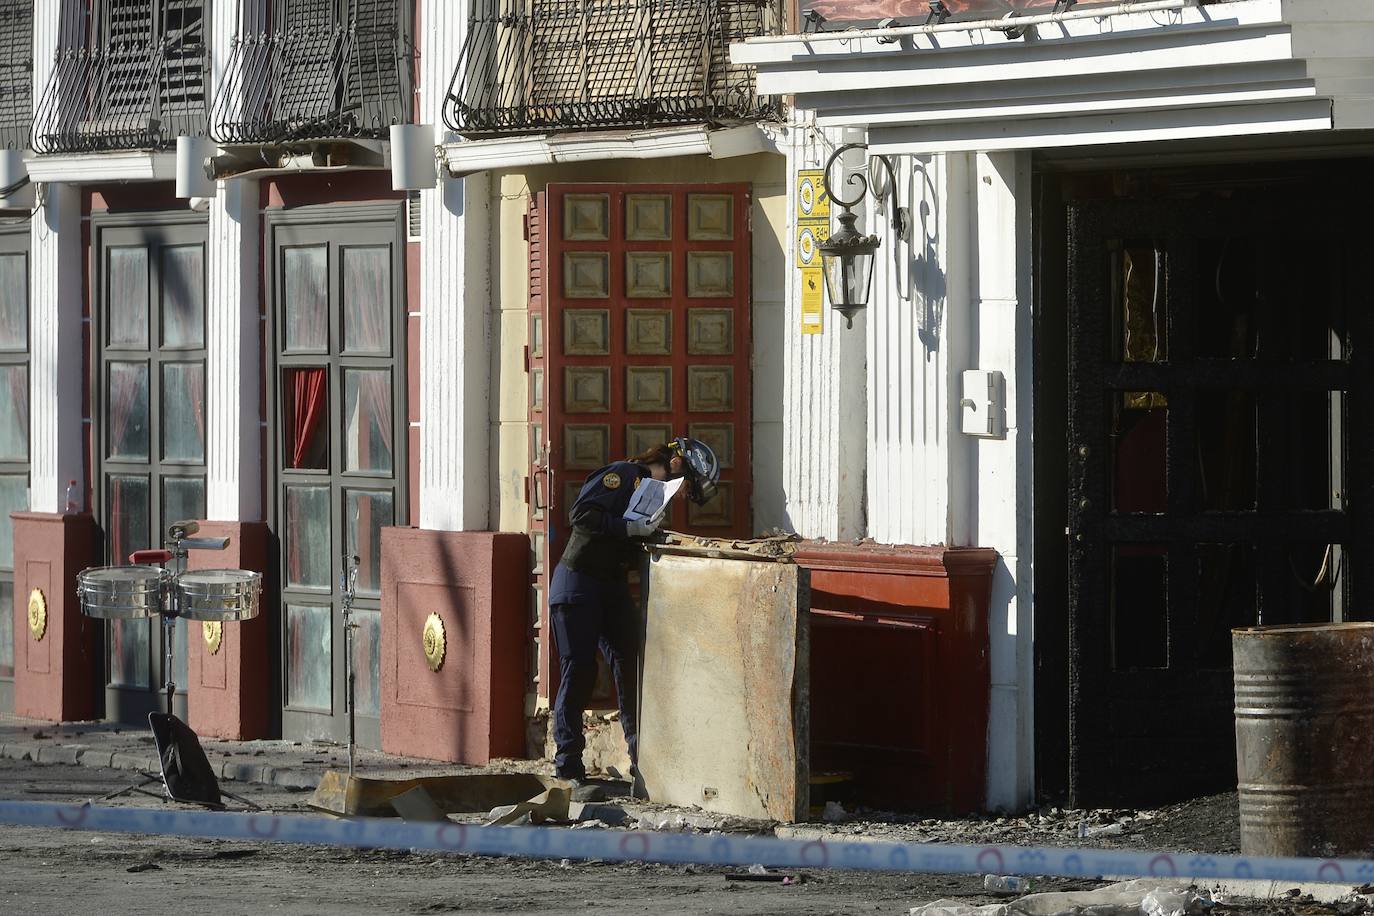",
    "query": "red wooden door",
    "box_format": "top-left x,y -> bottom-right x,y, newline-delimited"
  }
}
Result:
529,183 -> 754,701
